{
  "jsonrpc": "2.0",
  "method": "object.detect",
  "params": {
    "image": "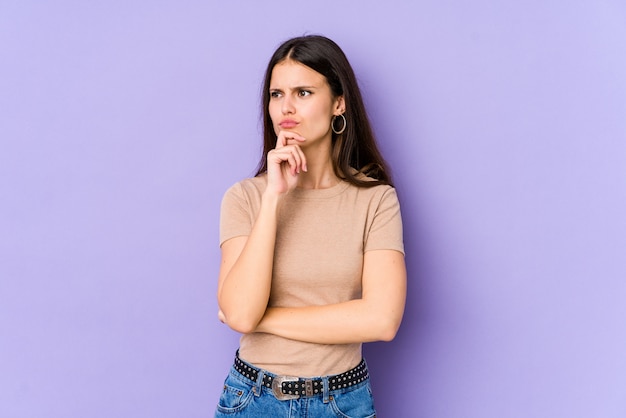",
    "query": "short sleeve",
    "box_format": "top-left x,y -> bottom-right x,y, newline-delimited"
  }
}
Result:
364,187 -> 404,254
219,182 -> 253,246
